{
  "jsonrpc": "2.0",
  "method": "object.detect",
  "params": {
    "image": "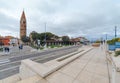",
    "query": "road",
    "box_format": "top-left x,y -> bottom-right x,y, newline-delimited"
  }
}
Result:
0,45 -> 80,79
